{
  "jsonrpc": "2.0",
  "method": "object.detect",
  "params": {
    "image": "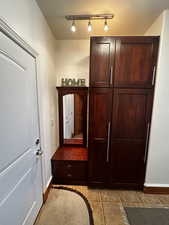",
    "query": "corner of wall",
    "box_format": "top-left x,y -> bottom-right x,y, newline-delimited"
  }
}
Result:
145,9 -> 169,187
